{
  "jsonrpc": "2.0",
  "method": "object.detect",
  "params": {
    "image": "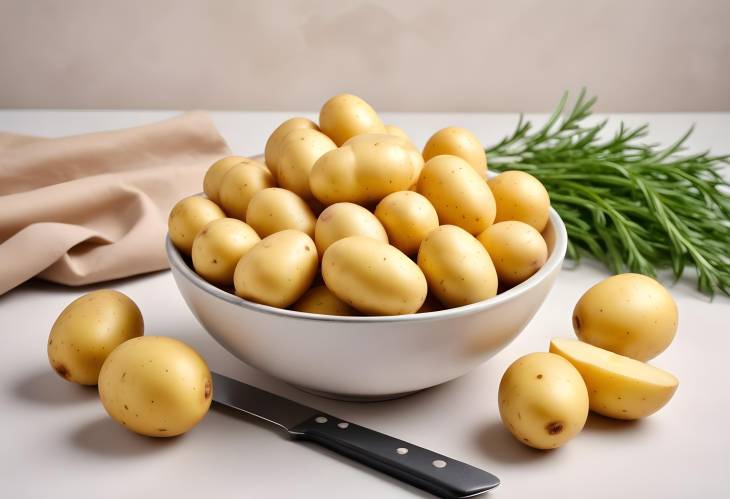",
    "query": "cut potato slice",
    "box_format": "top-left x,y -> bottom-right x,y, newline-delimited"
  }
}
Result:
549,338 -> 678,420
